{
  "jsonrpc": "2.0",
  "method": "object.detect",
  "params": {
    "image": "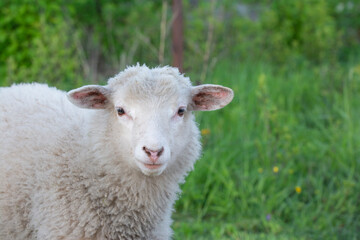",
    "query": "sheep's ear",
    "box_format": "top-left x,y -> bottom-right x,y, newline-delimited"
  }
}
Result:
189,84 -> 234,111
67,85 -> 111,109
